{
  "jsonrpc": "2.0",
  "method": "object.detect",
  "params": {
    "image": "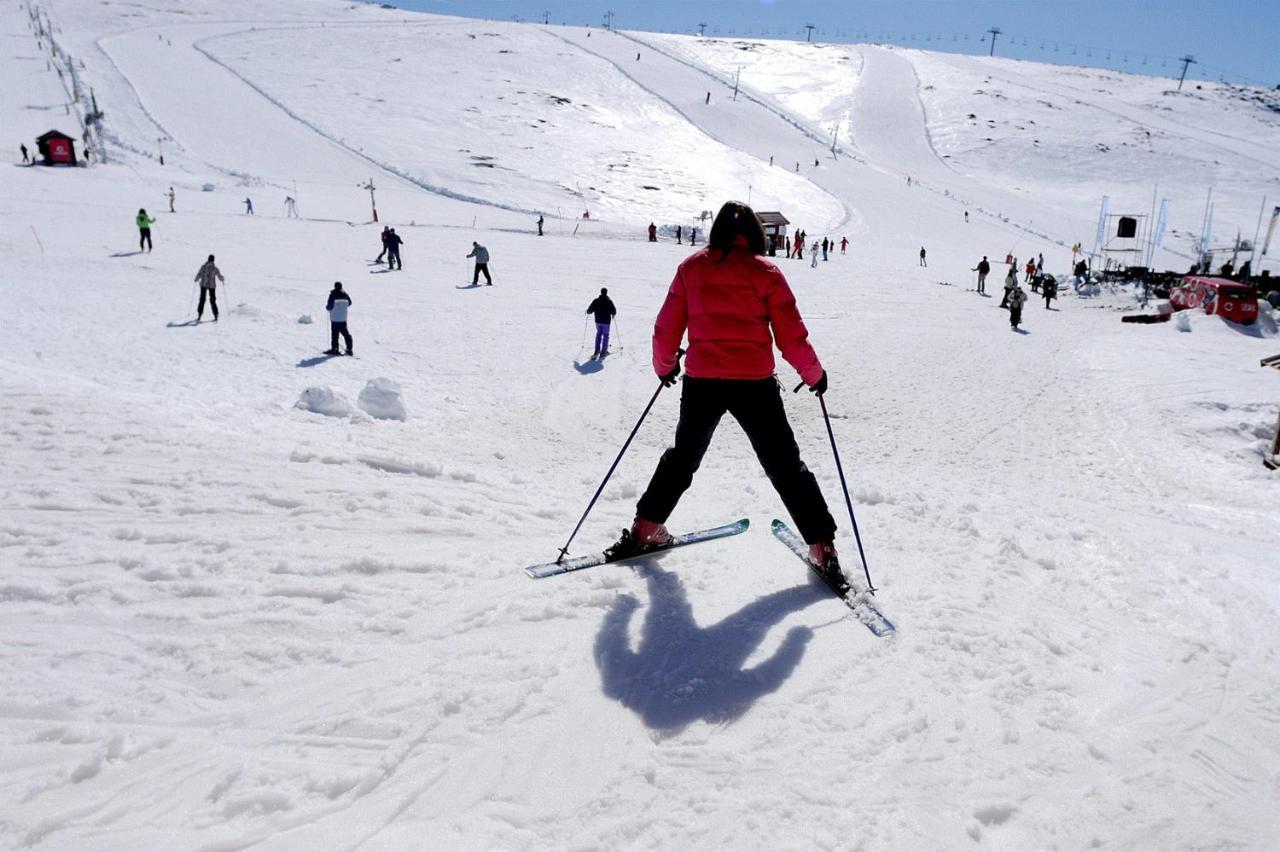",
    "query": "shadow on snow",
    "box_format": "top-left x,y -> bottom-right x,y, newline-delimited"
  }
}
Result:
573,358 -> 603,375
296,354 -> 339,368
594,563 -> 820,735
